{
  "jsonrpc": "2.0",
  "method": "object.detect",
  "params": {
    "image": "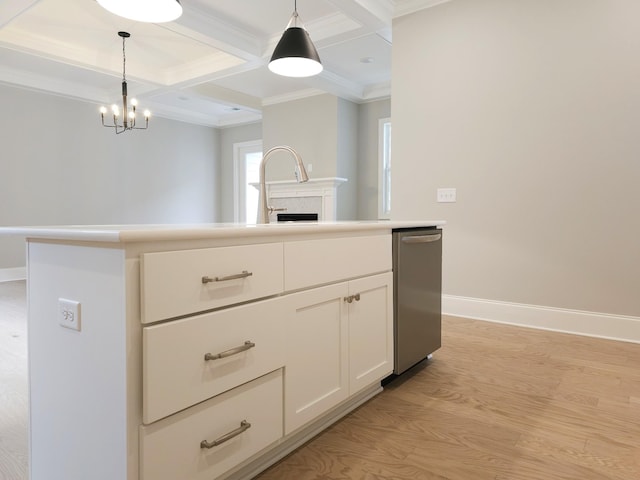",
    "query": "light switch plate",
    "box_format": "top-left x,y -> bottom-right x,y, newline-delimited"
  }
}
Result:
59,298 -> 81,331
